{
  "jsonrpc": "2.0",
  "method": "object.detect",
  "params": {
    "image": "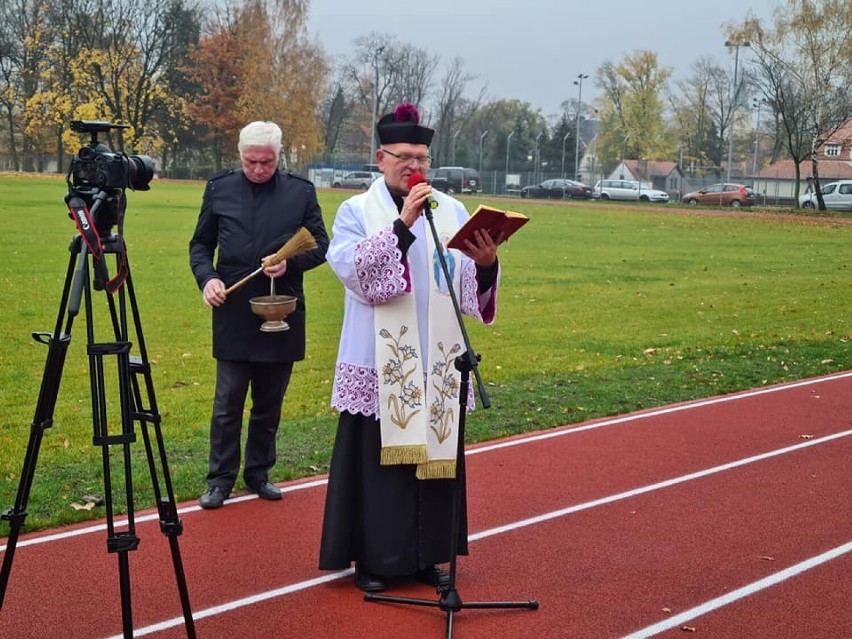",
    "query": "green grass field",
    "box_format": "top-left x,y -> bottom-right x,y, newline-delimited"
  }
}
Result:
1,172 -> 850,533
